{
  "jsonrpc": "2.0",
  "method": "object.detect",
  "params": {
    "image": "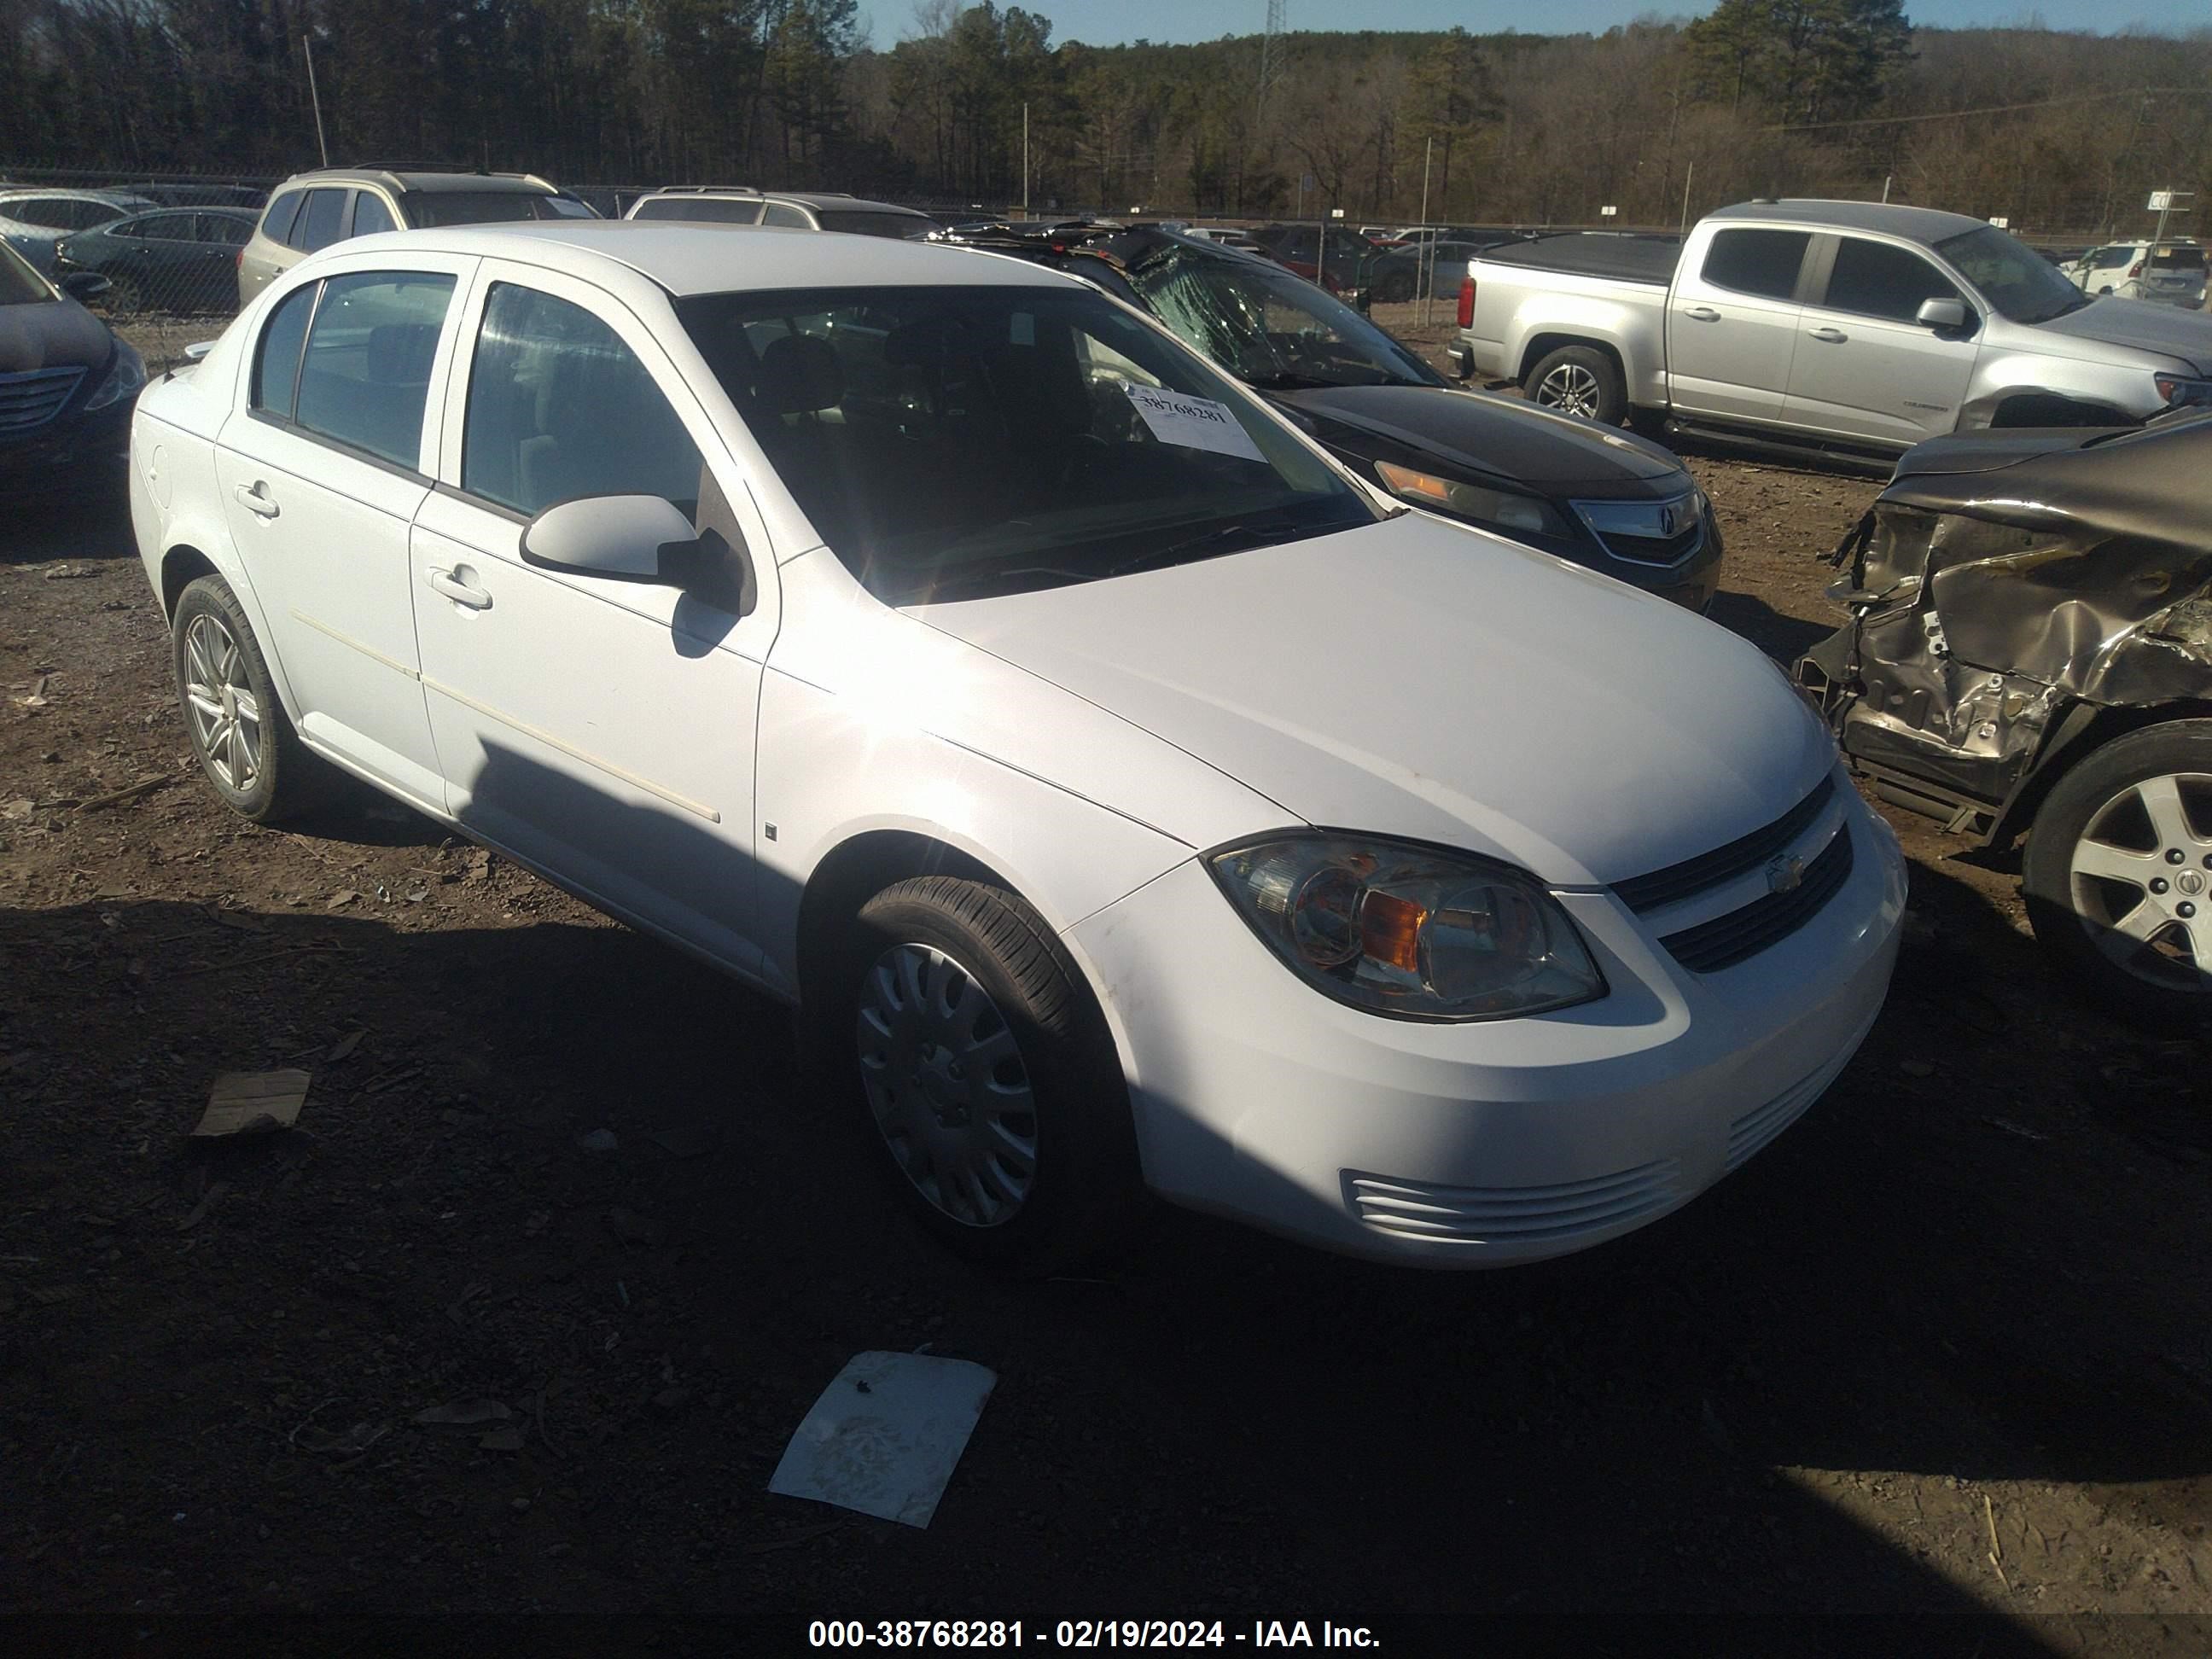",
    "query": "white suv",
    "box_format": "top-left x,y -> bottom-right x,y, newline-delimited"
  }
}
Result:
2061,239 -> 2207,308
126,221 -> 1903,1272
